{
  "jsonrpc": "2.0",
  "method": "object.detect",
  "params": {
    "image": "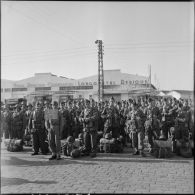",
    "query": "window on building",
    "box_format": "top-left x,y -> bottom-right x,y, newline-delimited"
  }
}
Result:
35,87 -> 51,91
4,88 -> 11,92
121,80 -> 124,85
12,88 -> 27,92
59,86 -> 93,90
